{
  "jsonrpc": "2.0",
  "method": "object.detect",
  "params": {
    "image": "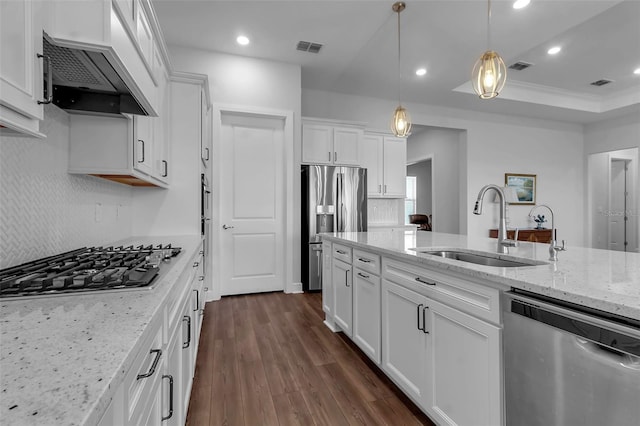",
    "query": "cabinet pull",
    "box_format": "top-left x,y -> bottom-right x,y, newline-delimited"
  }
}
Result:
384,184 -> 387,194
334,151 -> 337,162
137,139 -> 145,163
415,277 -> 436,286
422,306 -> 430,334
161,375 -> 174,421
37,54 -> 53,105
136,349 -> 162,380
204,147 -> 210,161
162,160 -> 168,177
182,315 -> 191,348
378,184 -> 382,194
417,304 -> 424,331
328,151 -> 332,161
198,276 -> 204,281
193,289 -> 199,312
357,272 -> 369,279
345,269 -> 350,287
357,257 -> 371,263
193,261 -> 199,268
336,250 -> 347,255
